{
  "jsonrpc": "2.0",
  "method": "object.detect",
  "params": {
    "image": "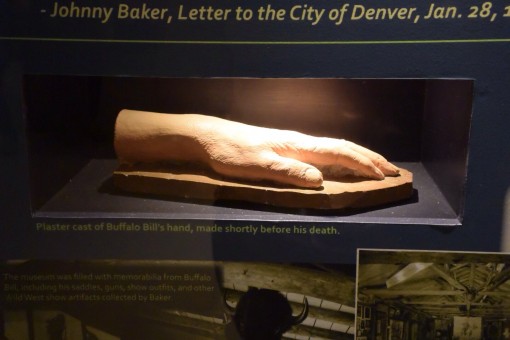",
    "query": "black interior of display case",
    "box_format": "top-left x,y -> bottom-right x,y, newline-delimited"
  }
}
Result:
25,76 -> 473,226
